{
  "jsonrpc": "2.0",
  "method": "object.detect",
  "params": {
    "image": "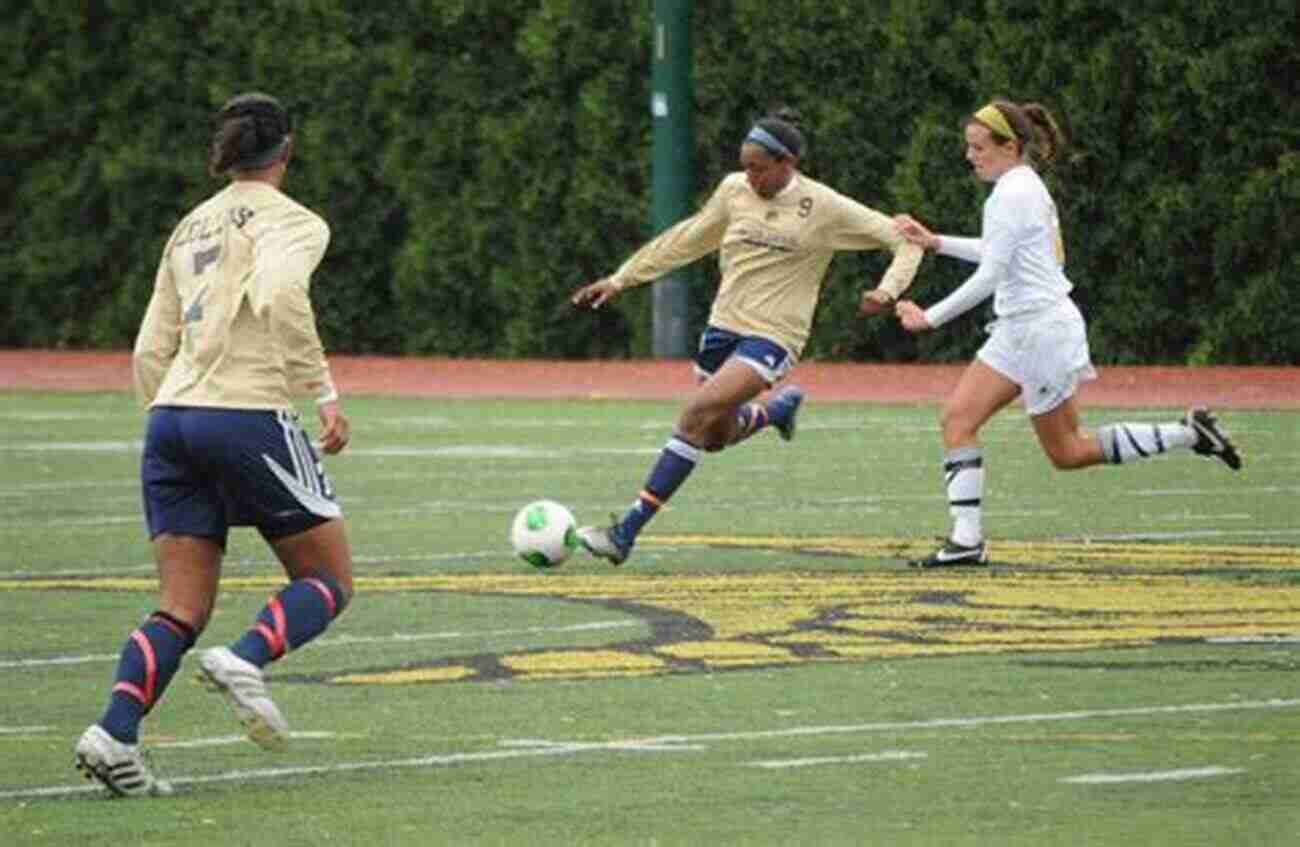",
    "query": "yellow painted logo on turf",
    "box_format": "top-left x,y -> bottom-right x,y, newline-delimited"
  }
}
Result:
7,535 -> 1300,685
